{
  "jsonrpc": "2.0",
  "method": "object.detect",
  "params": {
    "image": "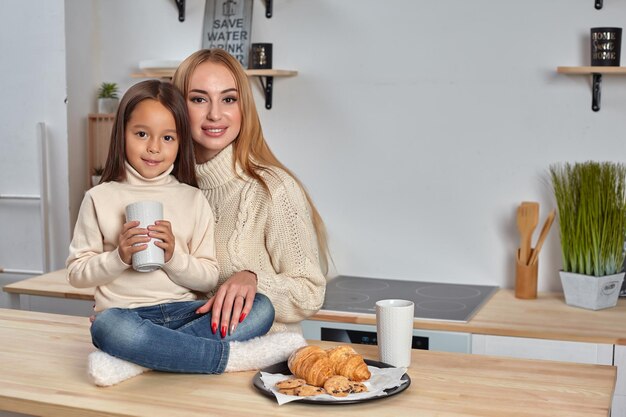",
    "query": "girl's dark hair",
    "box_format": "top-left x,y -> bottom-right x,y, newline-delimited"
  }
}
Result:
100,80 -> 197,187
